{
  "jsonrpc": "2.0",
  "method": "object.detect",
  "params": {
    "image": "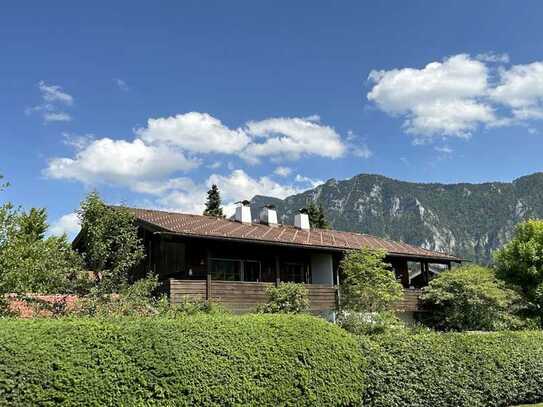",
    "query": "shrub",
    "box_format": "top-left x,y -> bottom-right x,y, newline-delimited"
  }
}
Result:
0,315 -> 364,406
420,265 -> 523,331
337,310 -> 405,336
258,282 -> 310,314
340,248 -> 403,312
361,331 -> 543,407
